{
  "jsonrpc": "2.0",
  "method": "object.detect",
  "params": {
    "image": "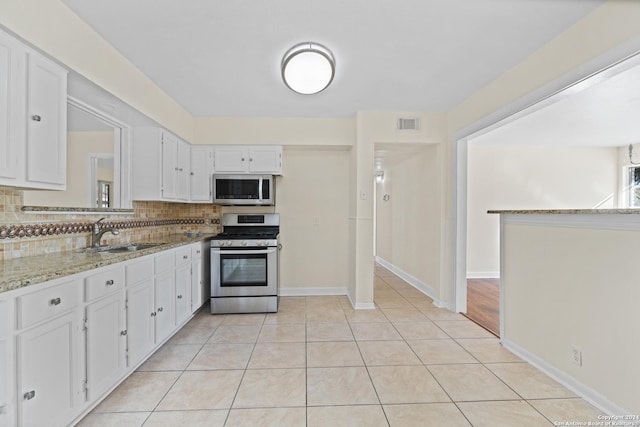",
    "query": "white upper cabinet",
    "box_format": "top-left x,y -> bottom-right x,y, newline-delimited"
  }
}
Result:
0,28 -> 67,190
132,127 -> 196,202
190,145 -> 213,202
212,145 -> 282,175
